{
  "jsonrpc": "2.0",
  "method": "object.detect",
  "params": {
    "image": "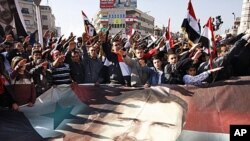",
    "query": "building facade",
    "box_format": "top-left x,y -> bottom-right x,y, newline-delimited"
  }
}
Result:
238,0 -> 250,33
18,0 -> 37,34
40,5 -> 56,34
18,0 -> 57,35
94,0 -> 154,37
